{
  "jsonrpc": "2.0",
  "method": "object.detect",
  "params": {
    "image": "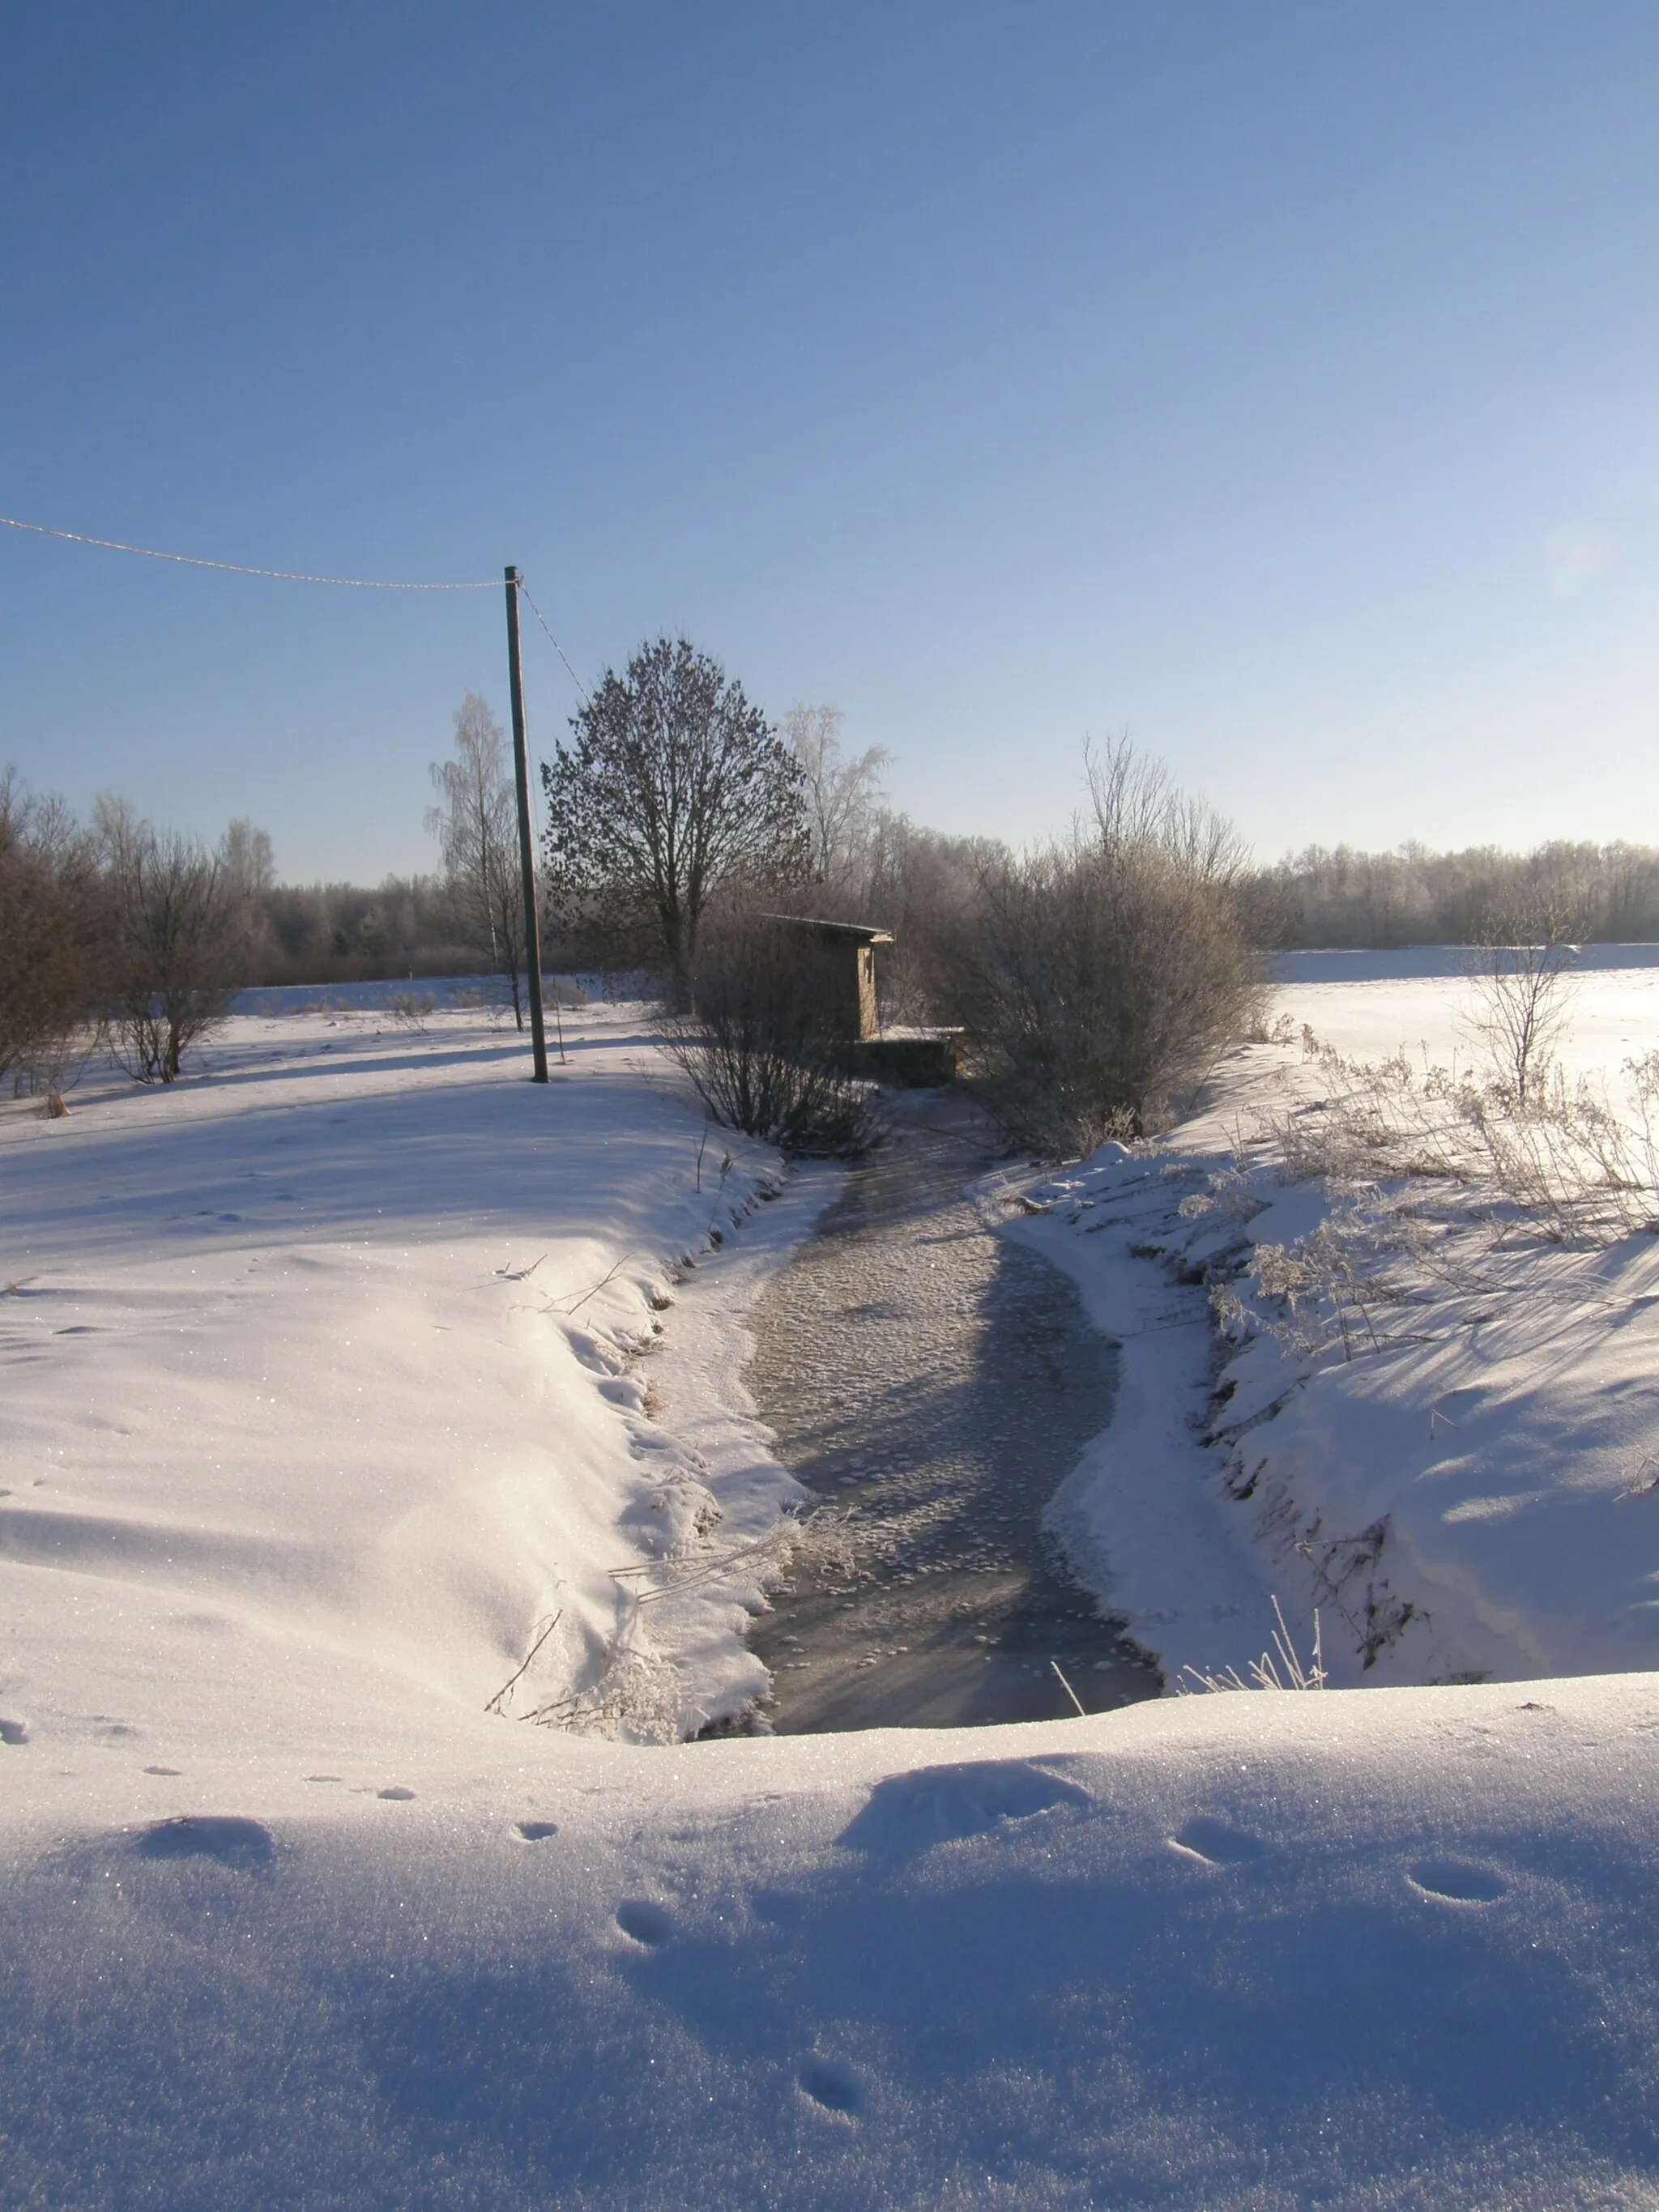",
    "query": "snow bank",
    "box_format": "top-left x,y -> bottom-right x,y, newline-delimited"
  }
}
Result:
0,1003 -> 799,1752
1009,963 -> 1659,1690
1269,961 -> 1659,1087
5,1675 -> 1657,2208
